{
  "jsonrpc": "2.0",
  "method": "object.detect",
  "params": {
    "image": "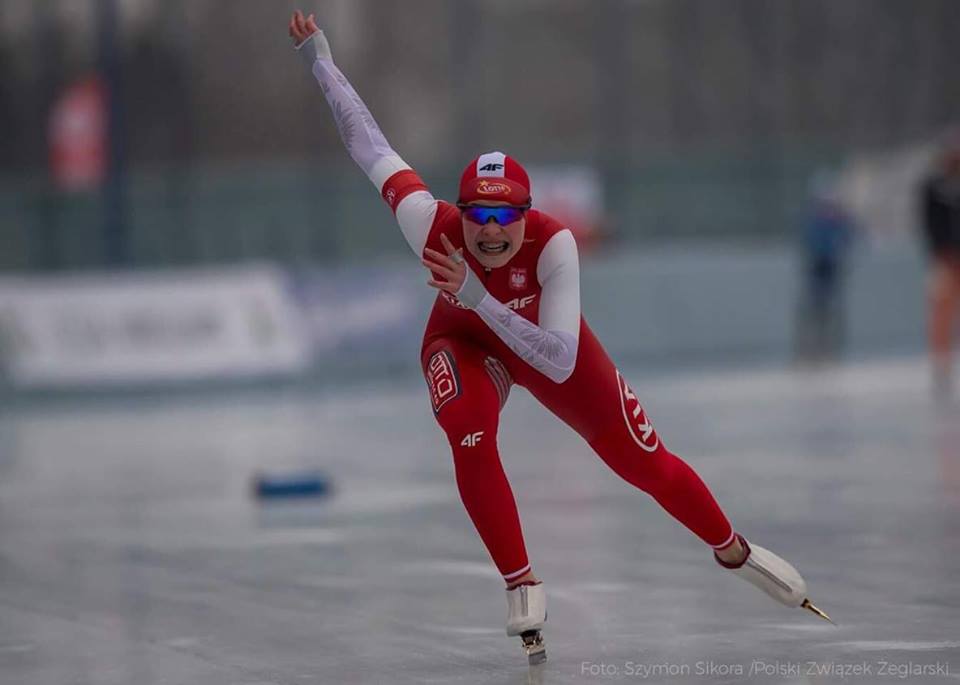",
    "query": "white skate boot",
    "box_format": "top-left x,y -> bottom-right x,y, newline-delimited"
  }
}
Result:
506,582 -> 547,664
716,535 -> 833,623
